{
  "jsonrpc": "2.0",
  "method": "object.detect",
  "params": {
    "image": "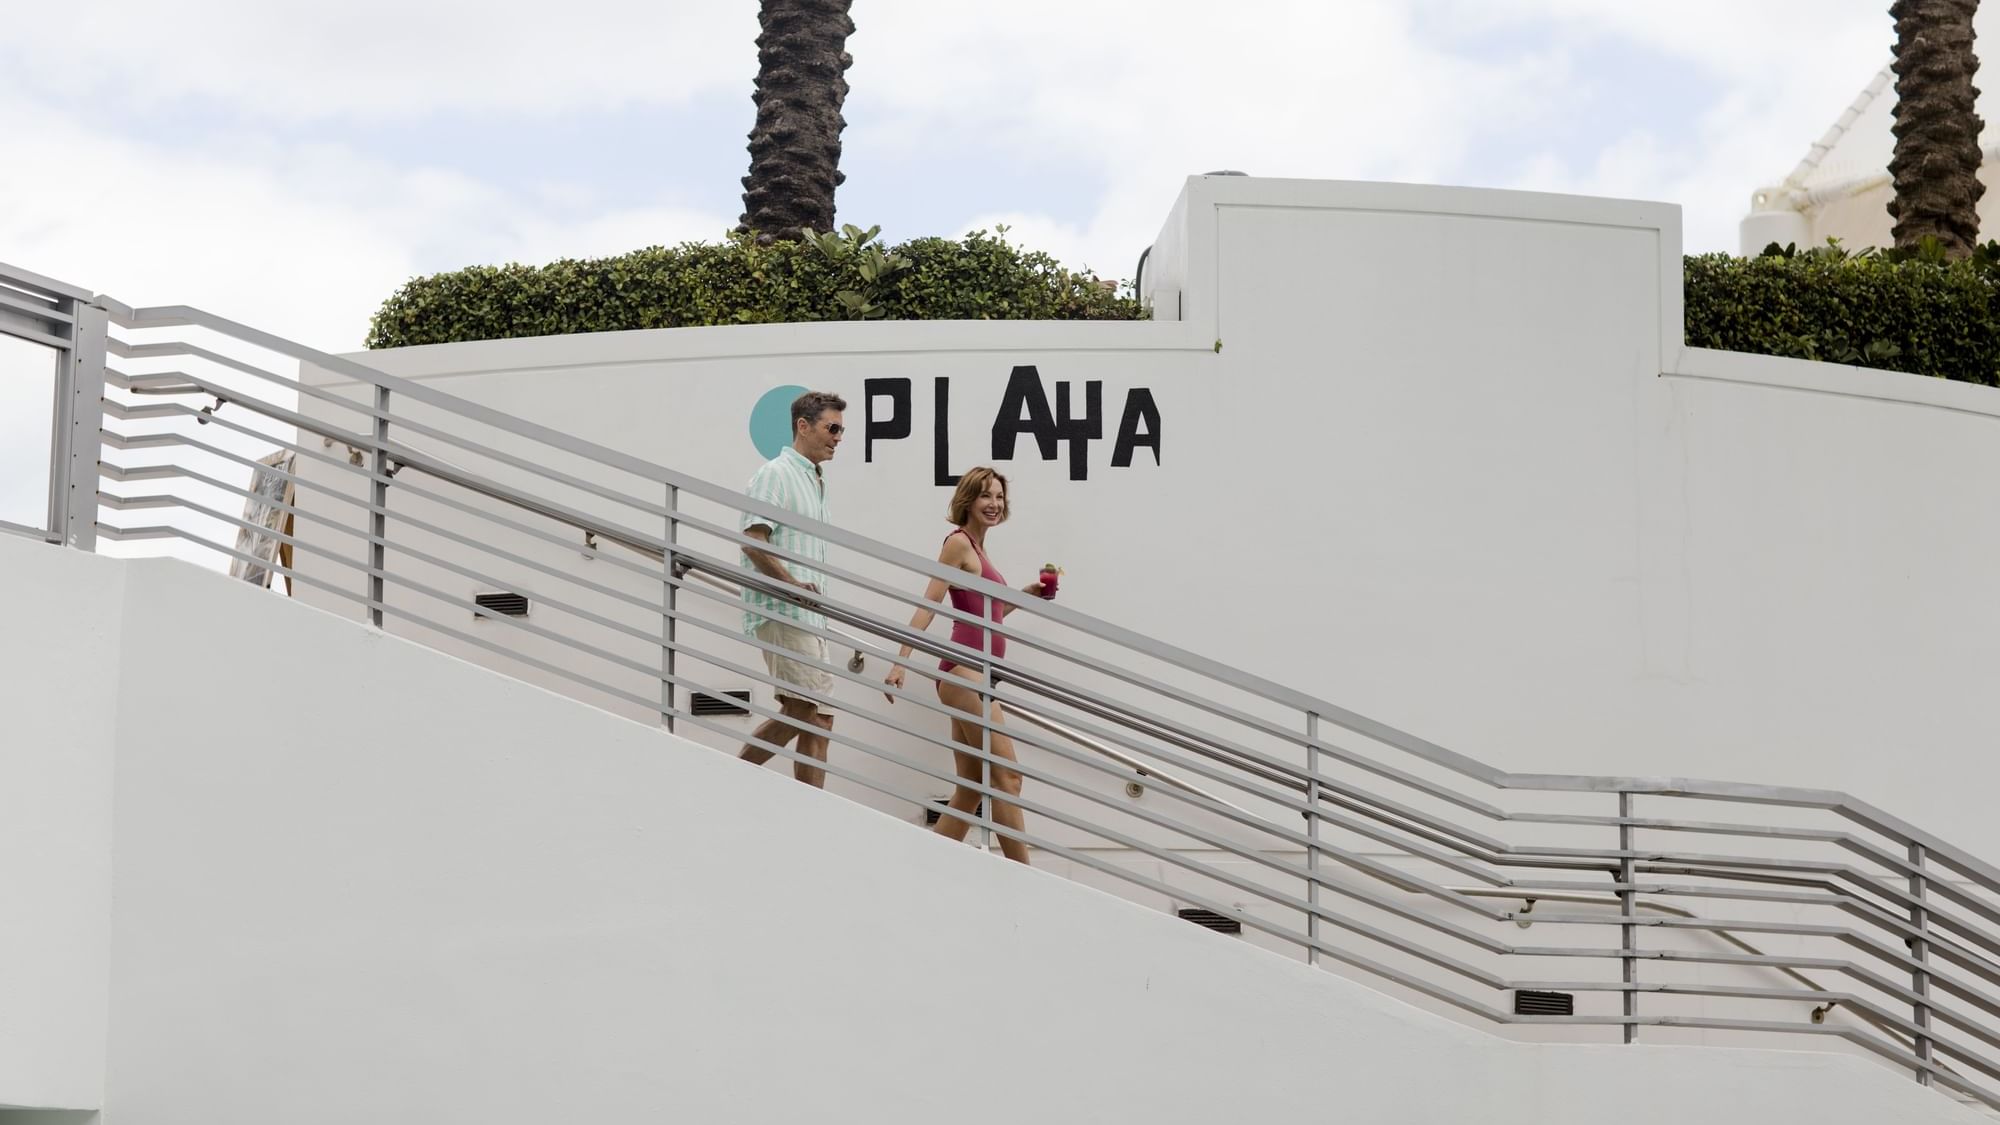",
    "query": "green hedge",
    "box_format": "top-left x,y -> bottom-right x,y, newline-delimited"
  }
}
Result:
365,225 -> 1145,349
374,228 -> 2000,387
1684,242 -> 2000,385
